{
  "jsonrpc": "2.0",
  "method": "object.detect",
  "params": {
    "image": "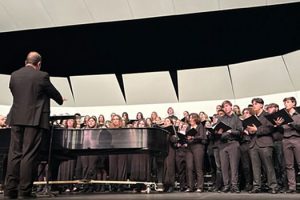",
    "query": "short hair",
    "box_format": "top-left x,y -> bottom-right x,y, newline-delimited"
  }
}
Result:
242,108 -> 255,116
251,98 -> 264,105
221,100 -> 232,108
267,103 -> 279,109
283,97 -> 297,106
88,116 -> 97,123
25,51 -> 42,65
217,109 -> 225,115
189,113 -> 200,124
